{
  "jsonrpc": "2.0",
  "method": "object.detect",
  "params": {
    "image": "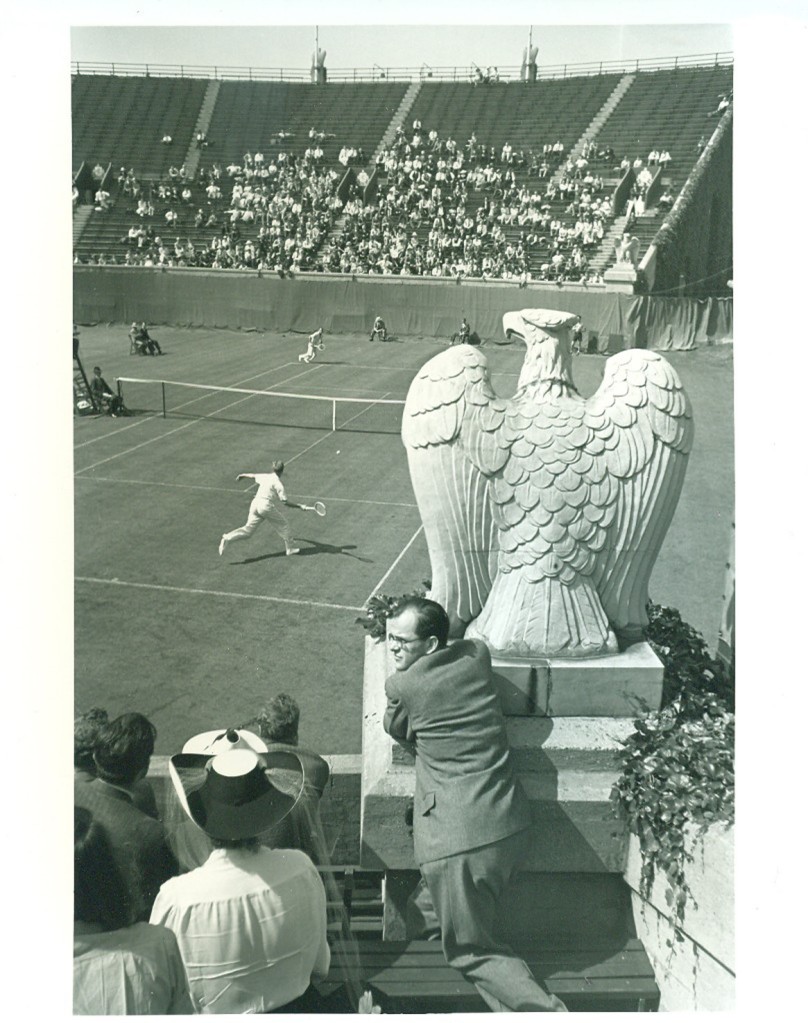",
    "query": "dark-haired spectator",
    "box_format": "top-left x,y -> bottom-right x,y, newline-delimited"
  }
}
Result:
74,706 -> 160,818
251,693 -> 331,796
75,713 -> 178,921
73,807 -> 192,1015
